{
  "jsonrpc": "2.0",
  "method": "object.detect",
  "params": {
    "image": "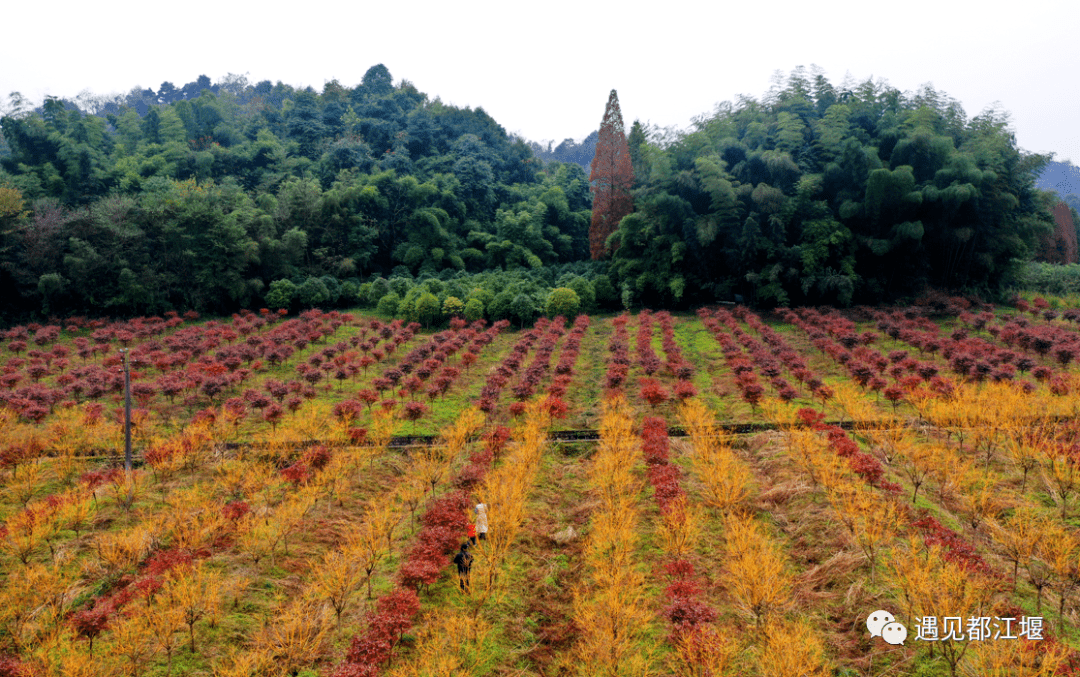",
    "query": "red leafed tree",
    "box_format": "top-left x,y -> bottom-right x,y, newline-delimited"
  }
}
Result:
1037,201 -> 1079,264
71,601 -> 114,654
589,89 -> 634,260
